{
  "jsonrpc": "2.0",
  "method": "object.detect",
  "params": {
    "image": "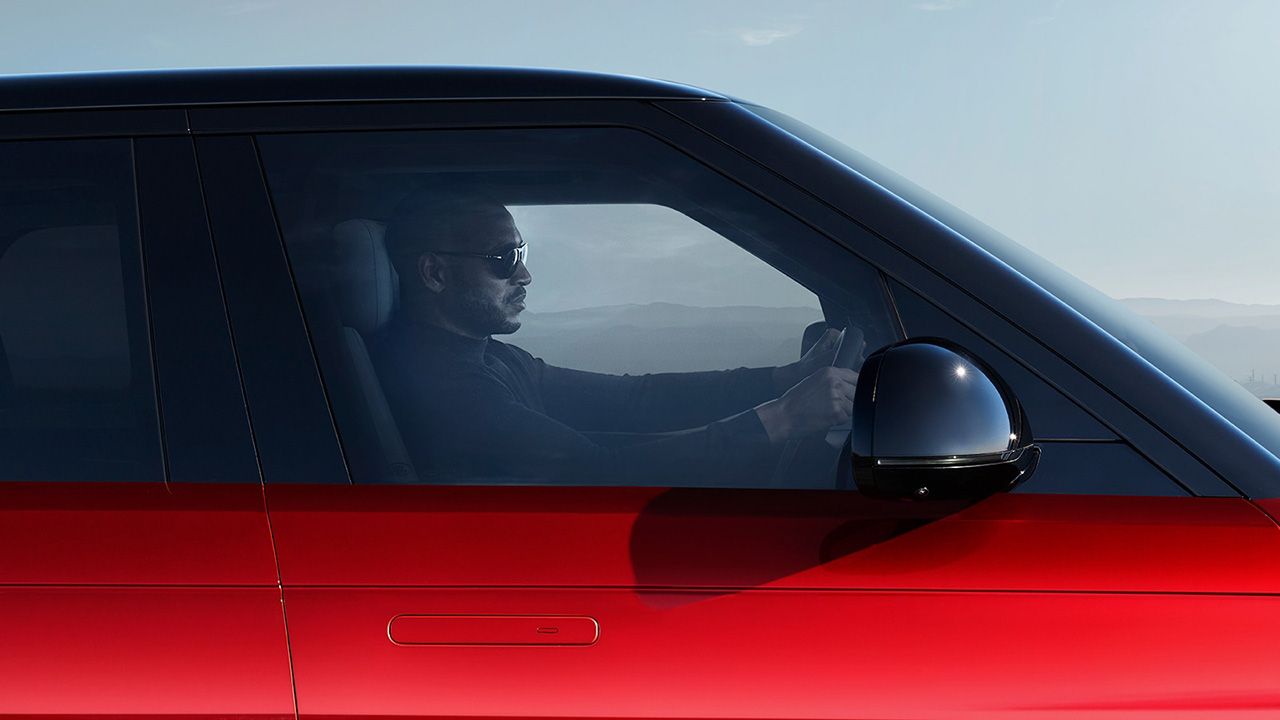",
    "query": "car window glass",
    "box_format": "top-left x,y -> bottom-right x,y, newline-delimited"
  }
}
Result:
258,127 -> 900,489
1012,442 -> 1186,496
509,203 -> 823,374
0,139 -> 162,481
890,279 -> 1185,495
890,279 -> 1112,440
